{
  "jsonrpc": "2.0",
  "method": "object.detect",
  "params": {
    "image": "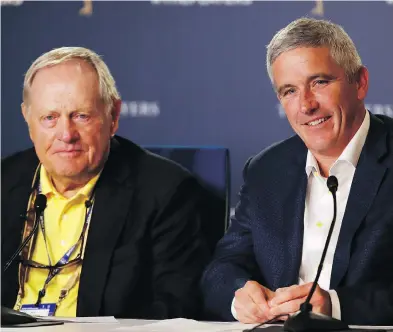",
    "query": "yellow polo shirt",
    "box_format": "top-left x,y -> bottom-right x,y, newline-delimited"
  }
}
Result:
15,166 -> 100,317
